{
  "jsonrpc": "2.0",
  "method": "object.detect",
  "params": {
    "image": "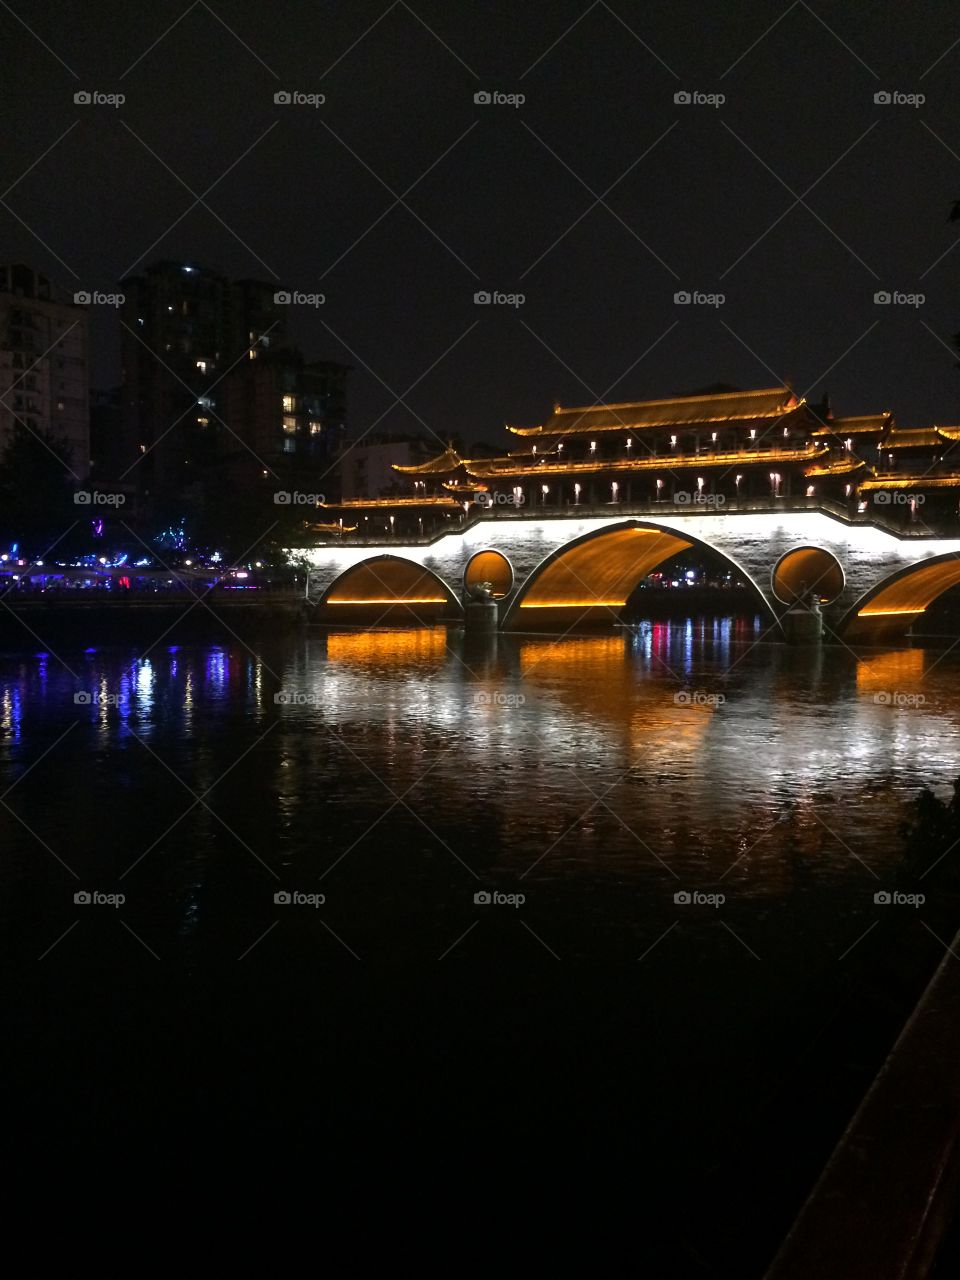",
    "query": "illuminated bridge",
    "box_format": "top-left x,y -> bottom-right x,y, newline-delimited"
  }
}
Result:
292,497 -> 960,642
